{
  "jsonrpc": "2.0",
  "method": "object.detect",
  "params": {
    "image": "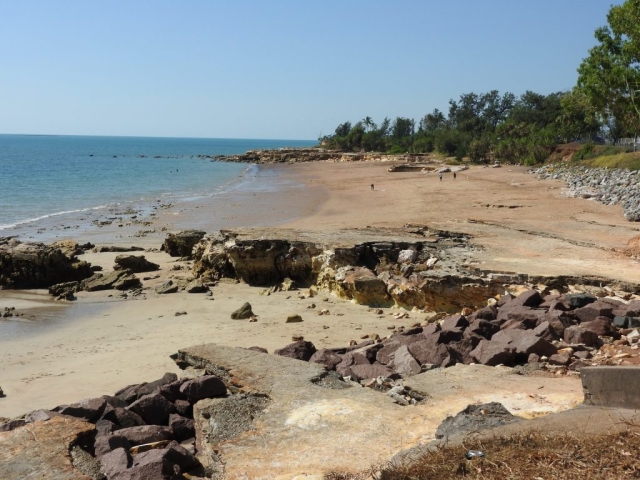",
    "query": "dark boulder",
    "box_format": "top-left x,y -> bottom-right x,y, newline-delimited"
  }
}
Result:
114,255 -> 159,273
161,230 -> 206,258
274,341 -> 317,362
231,302 -> 254,319
55,397 -> 107,423
309,349 -> 343,370
441,315 -> 469,331
466,319 -> 499,339
82,269 -> 141,292
115,425 -> 174,445
179,375 -> 227,402
491,329 -> 557,360
563,326 -> 599,347
102,407 -> 146,428
94,434 -> 131,458
470,340 -> 517,366
389,345 -> 421,377
155,280 -> 178,294
348,364 -> 395,382
126,393 -> 175,425
581,316 -> 618,337
564,293 -> 597,309
573,302 -> 614,323
169,414 -> 195,442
